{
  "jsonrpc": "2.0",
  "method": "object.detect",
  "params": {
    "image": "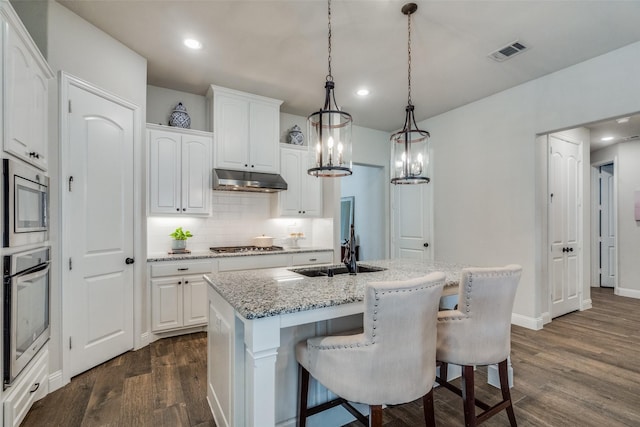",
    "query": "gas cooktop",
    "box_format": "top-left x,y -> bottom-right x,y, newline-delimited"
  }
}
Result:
210,245 -> 284,254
